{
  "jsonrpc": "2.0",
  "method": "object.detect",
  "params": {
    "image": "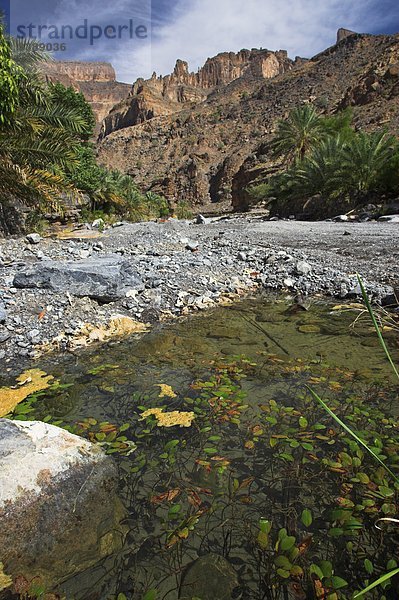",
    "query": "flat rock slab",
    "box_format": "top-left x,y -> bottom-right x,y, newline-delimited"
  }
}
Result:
0,419 -> 125,592
13,256 -> 144,302
179,553 -> 239,600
